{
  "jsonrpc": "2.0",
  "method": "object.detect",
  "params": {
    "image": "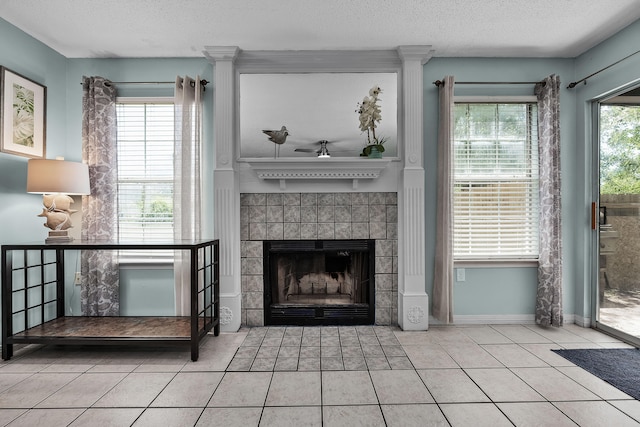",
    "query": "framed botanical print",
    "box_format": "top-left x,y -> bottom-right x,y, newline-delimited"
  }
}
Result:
1,66 -> 46,158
